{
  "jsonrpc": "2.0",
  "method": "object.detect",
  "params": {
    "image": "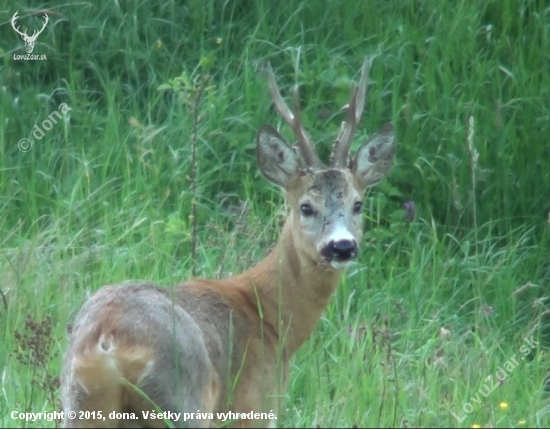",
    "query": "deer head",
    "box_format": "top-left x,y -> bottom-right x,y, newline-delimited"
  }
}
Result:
11,11 -> 49,54
257,60 -> 396,270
